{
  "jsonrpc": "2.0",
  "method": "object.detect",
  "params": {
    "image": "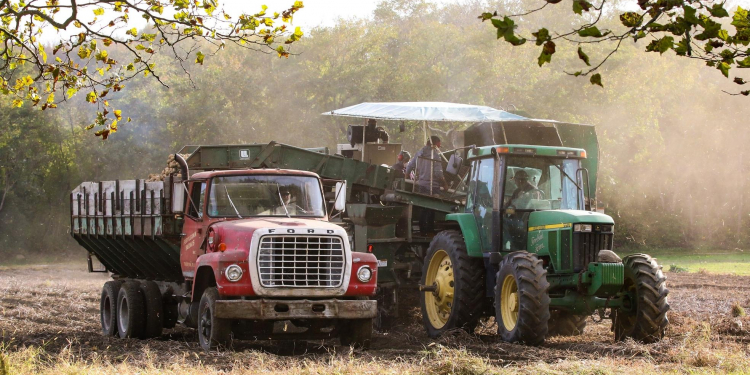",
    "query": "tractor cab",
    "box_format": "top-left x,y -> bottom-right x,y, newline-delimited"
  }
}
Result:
465,145 -> 610,261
